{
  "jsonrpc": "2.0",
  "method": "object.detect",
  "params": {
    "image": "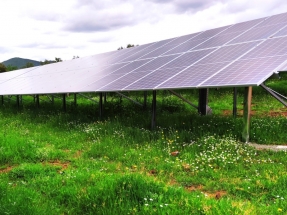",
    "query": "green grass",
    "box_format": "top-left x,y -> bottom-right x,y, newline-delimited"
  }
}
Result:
0,83 -> 287,214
